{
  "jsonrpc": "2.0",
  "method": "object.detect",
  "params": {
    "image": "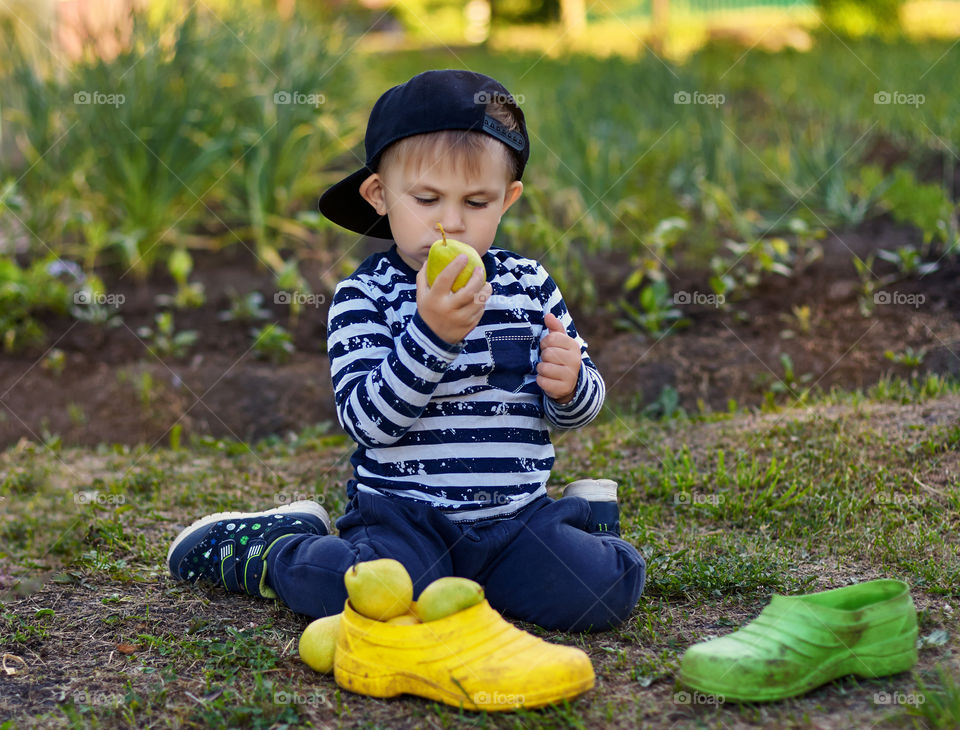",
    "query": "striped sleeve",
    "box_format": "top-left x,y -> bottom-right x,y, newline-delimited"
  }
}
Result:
326,279 -> 463,448
536,265 -> 605,430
